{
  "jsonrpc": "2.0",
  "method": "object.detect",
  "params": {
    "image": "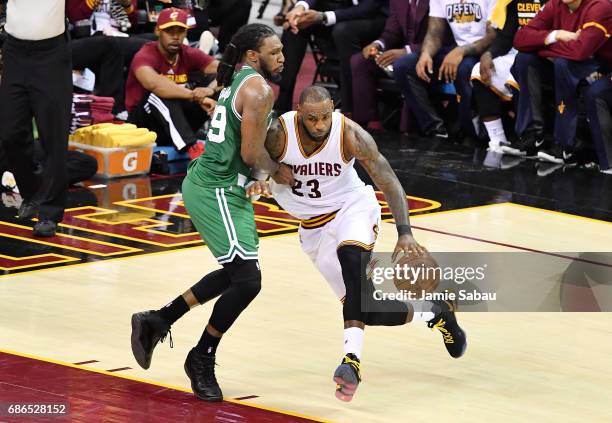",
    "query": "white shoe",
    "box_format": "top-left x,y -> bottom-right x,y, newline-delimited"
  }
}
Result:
1,171 -> 18,193
483,150 -> 503,168
488,140 -> 509,154
115,110 -> 129,121
198,30 -> 218,55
